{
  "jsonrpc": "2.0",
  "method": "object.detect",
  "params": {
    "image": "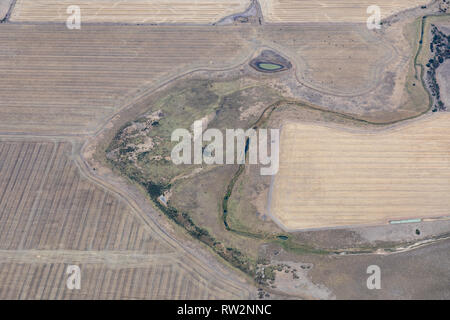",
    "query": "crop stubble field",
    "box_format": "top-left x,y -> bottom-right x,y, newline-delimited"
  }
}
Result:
0,24 -> 251,134
0,141 -> 166,252
0,262 -> 207,299
259,0 -> 431,23
11,0 -> 251,24
271,114 -> 450,230
0,140 -> 248,299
